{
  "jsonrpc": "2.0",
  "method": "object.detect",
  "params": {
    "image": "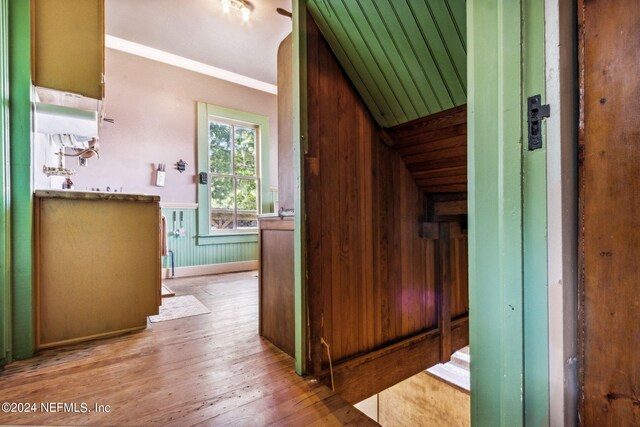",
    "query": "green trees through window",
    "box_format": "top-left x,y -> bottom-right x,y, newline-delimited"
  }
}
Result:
209,119 -> 259,231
